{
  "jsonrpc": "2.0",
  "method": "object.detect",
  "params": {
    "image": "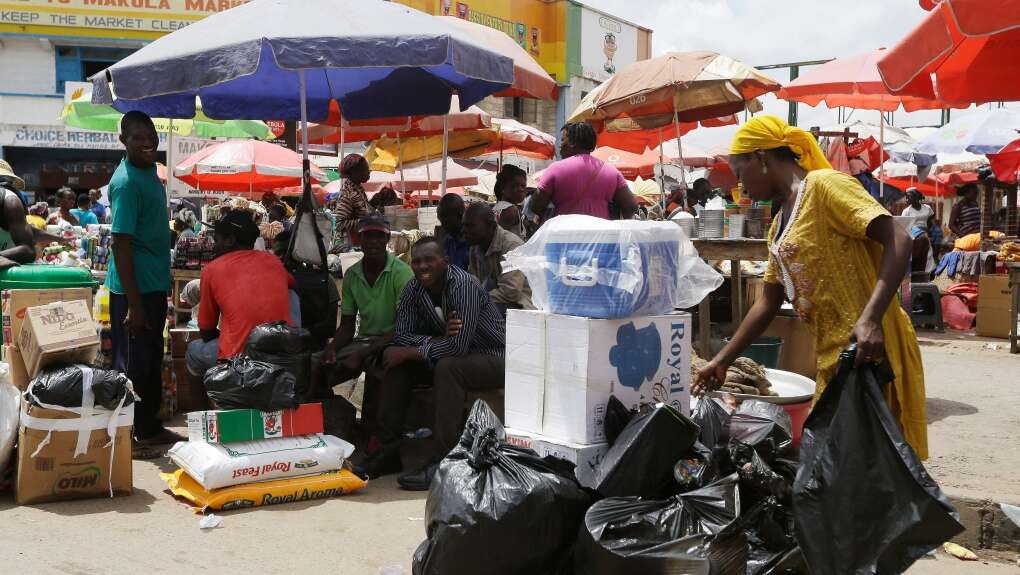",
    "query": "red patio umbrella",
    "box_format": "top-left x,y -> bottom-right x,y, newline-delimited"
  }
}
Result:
877,0 -> 1020,103
594,114 -> 739,154
987,139 -> 1020,182
174,140 -> 328,196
